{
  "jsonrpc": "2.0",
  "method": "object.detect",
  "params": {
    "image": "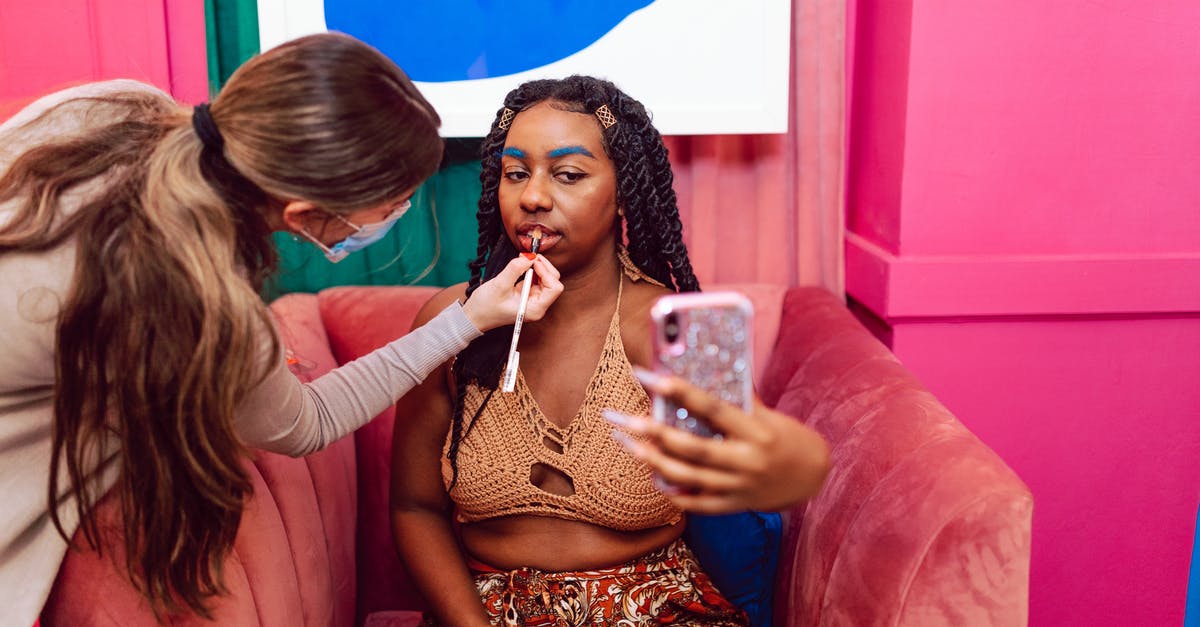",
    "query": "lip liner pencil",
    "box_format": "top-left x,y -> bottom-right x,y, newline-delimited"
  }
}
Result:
501,228 -> 542,392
